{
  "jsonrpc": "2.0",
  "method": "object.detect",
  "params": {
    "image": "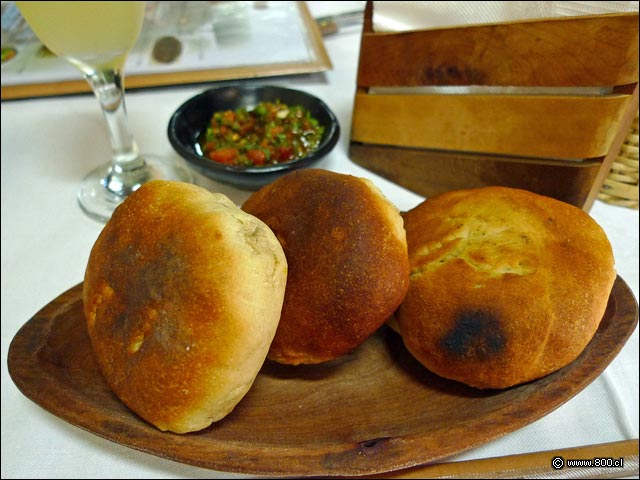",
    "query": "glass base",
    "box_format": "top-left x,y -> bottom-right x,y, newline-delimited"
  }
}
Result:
77,154 -> 193,222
